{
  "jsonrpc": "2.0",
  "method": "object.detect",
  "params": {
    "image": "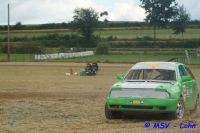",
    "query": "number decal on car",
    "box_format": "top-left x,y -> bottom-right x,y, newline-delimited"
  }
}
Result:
131,100 -> 144,105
